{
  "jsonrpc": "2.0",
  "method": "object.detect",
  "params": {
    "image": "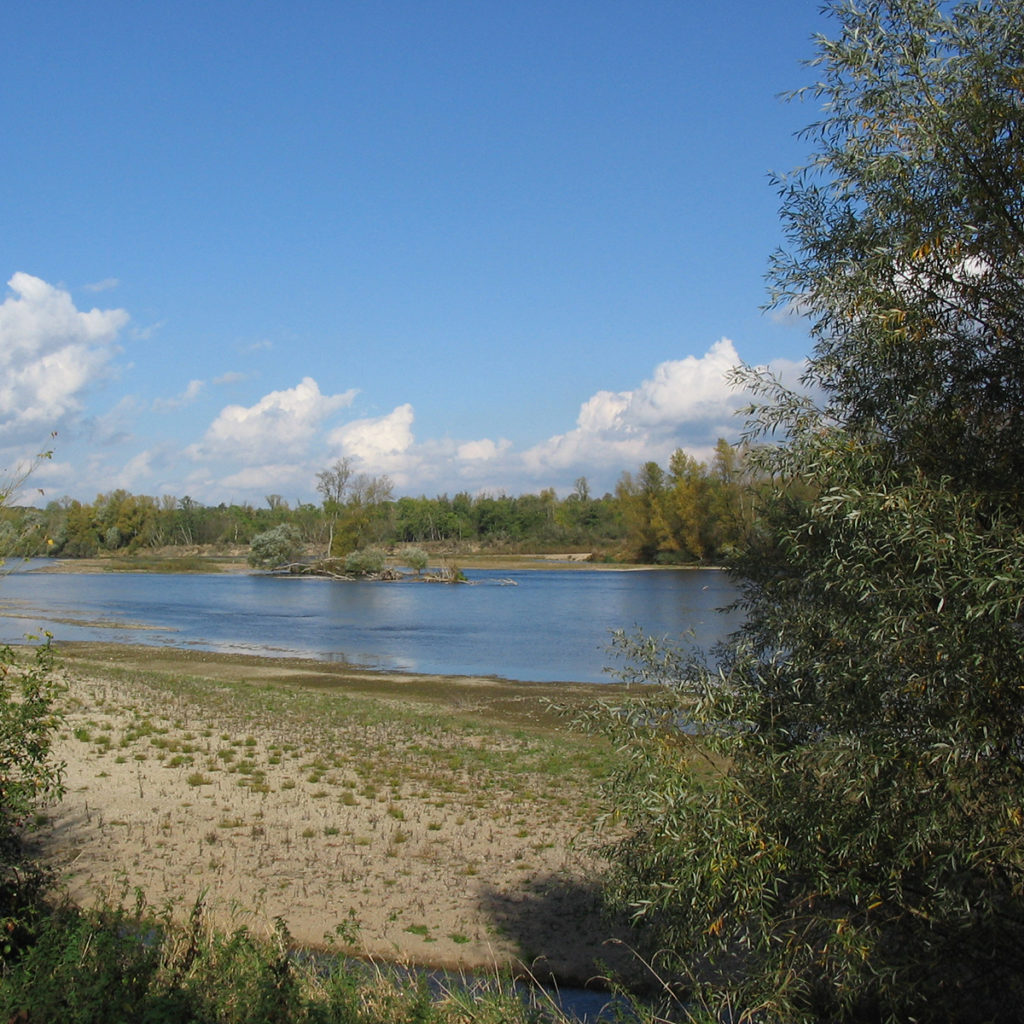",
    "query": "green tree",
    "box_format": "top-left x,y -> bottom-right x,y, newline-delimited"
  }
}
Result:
343,546 -> 386,576
615,462 -> 666,561
62,500 -> 99,557
663,450 -> 711,562
330,471 -> 394,555
0,641 -> 64,951
593,3 -> 1024,1021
